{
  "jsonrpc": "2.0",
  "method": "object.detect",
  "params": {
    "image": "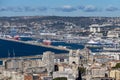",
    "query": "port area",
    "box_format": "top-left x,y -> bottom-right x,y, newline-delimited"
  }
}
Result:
0,37 -> 70,51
